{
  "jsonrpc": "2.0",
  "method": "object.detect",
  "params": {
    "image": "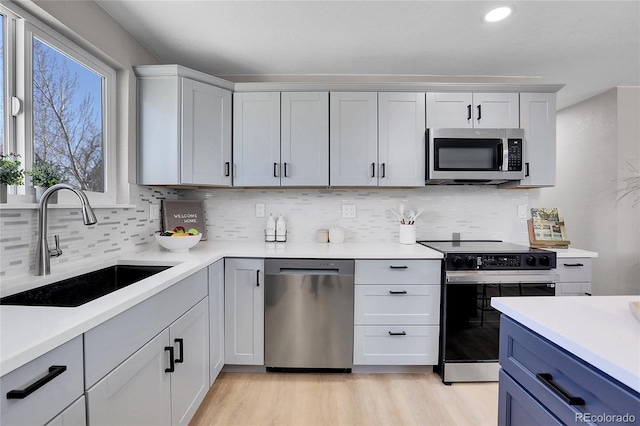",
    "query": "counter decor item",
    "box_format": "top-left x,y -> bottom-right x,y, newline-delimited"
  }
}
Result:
0,152 -> 24,203
528,207 -> 570,248
155,228 -> 202,252
316,229 -> 329,243
161,200 -> 207,240
329,227 -> 344,243
27,161 -> 63,204
390,203 -> 423,244
276,214 -> 287,242
265,214 -> 276,242
399,223 -> 416,244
